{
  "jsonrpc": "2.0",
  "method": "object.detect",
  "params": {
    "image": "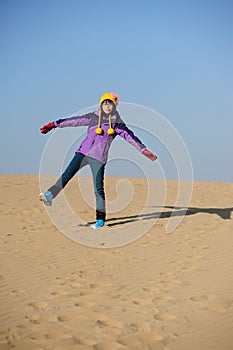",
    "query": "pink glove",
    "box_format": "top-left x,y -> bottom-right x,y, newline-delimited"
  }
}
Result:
142,149 -> 157,161
40,121 -> 56,134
